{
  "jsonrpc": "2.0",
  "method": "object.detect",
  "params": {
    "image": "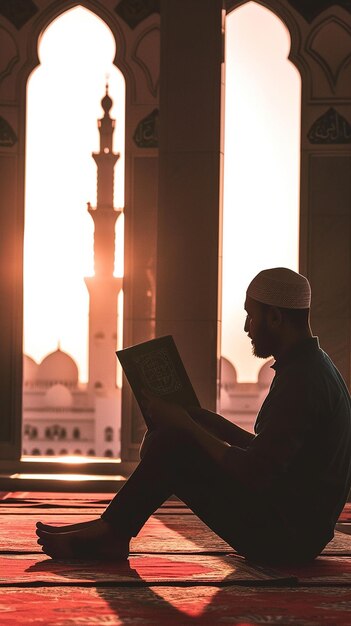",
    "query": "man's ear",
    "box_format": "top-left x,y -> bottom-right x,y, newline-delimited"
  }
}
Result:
268,306 -> 283,328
